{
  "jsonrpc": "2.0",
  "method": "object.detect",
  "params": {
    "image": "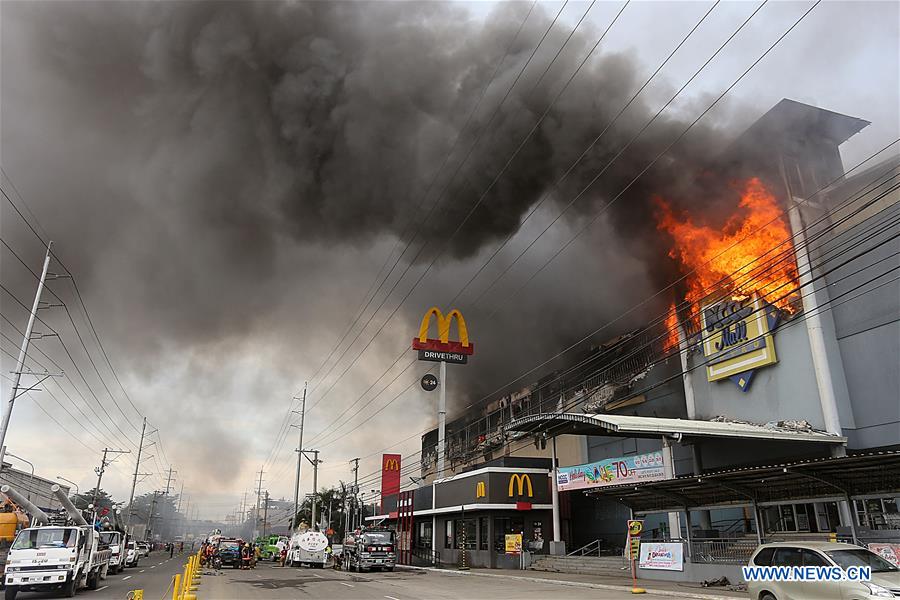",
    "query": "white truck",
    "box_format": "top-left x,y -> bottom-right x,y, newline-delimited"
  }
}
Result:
2,483 -> 110,599
98,531 -> 124,574
287,530 -> 329,568
4,525 -> 110,599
